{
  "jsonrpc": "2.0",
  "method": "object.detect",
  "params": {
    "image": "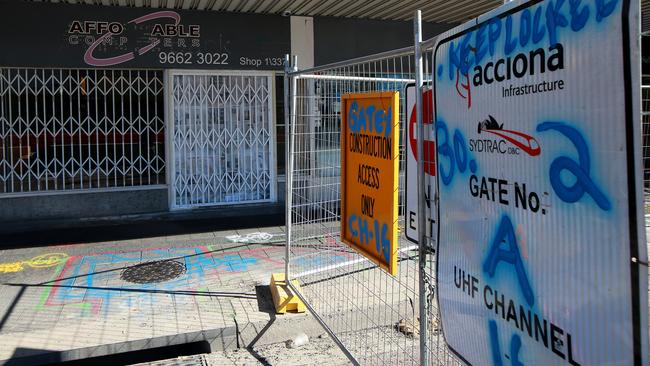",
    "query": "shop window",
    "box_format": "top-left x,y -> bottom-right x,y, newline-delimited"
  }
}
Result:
0,68 -> 165,194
